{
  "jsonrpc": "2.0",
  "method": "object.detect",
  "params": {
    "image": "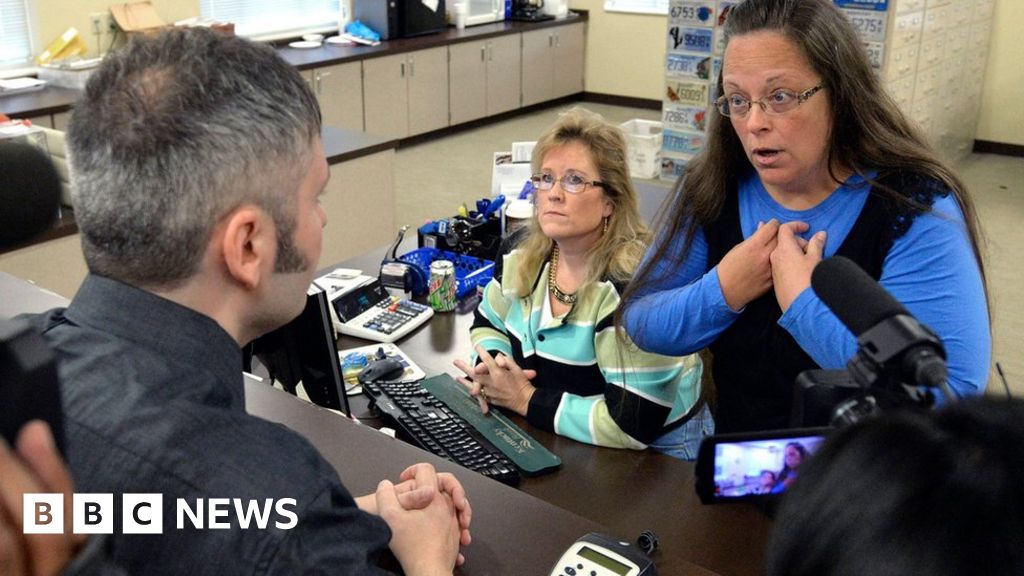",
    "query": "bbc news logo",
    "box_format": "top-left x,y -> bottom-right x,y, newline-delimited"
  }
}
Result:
24,494 -> 298,534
